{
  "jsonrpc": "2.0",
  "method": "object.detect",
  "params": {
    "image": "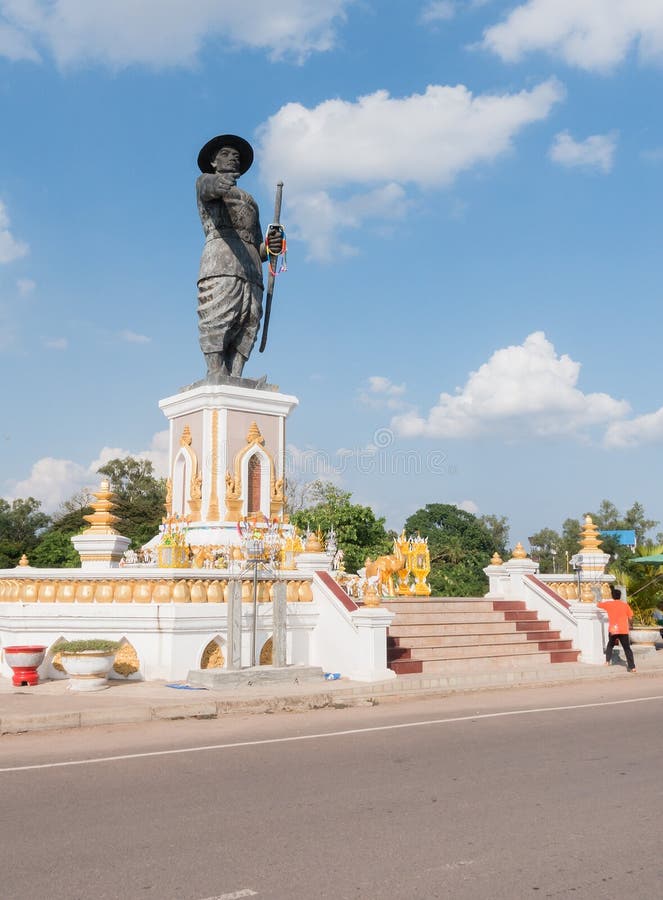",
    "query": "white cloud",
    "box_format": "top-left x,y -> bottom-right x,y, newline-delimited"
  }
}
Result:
367,376 -> 406,397
0,20 -> 39,61
287,184 -> 408,261
605,408 -> 663,449
0,199 -> 28,264
482,0 -> 663,72
17,277 -> 36,295
258,79 -> 564,260
120,329 -> 151,344
456,499 -> 479,514
89,431 -> 170,479
419,1 -> 456,24
359,375 -> 407,410
9,431 -> 169,512
391,331 -> 630,441
285,442 -> 343,483
0,0 -> 352,68
11,457 -> 93,510
43,337 -> 68,350
549,131 -> 617,173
